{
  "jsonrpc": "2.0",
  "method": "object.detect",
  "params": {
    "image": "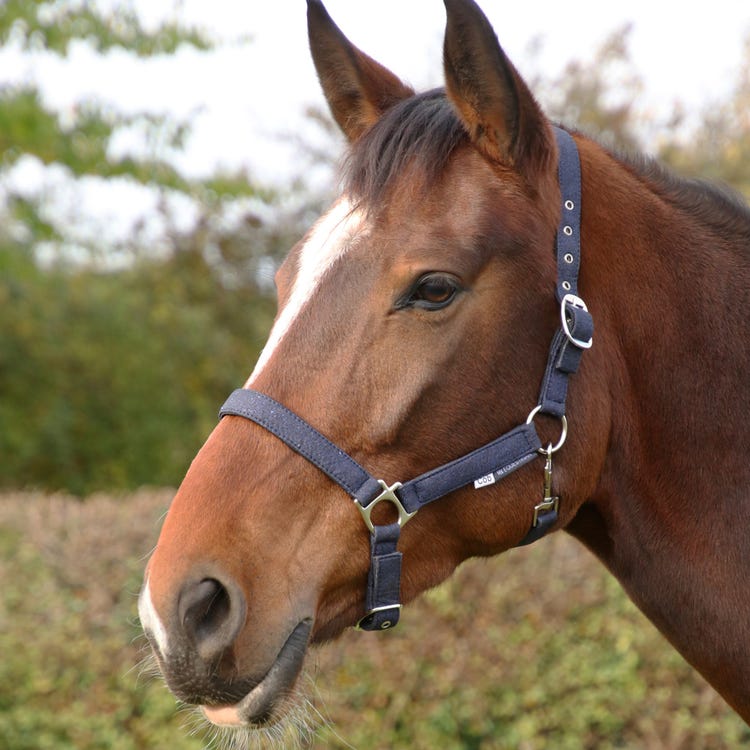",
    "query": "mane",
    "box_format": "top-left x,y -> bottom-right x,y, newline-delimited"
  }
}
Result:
342,88 -> 467,206
342,88 -> 750,242
617,150 -> 750,242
